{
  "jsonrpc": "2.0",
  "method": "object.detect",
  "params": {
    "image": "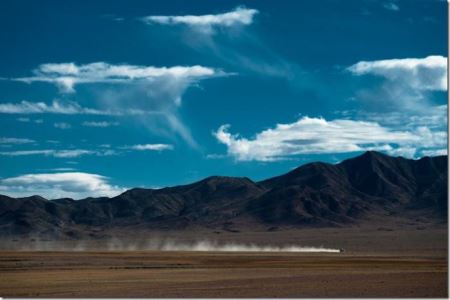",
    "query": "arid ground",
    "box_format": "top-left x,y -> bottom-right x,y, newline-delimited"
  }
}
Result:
0,250 -> 446,298
0,221 -> 447,298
